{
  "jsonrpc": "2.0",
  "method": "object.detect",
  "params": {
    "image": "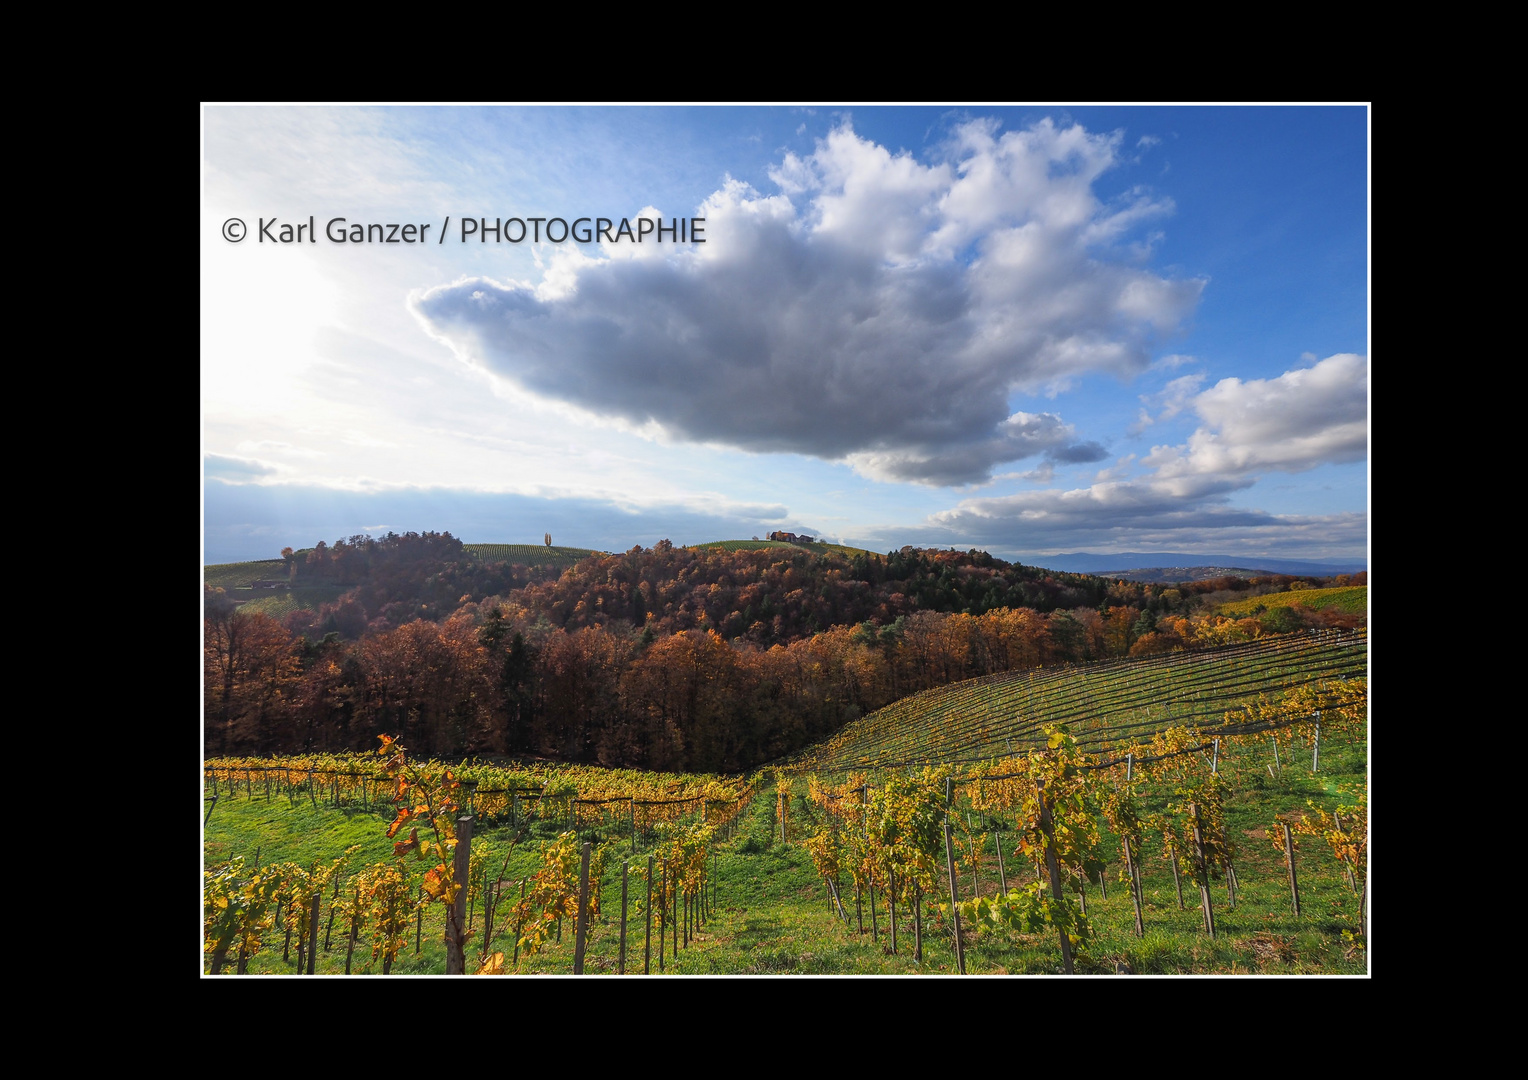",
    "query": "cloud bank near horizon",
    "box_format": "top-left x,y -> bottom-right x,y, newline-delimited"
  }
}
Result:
924,353 -> 1368,554
205,353 -> 1368,564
